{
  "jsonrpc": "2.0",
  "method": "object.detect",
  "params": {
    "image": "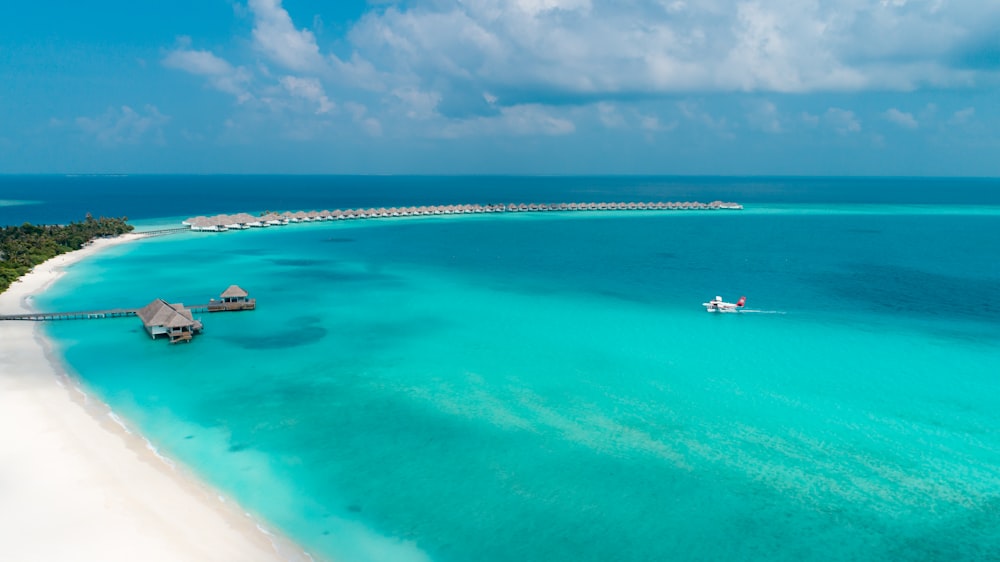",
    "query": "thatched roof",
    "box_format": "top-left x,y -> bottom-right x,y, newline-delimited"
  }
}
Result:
136,299 -> 196,329
221,285 -> 249,298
